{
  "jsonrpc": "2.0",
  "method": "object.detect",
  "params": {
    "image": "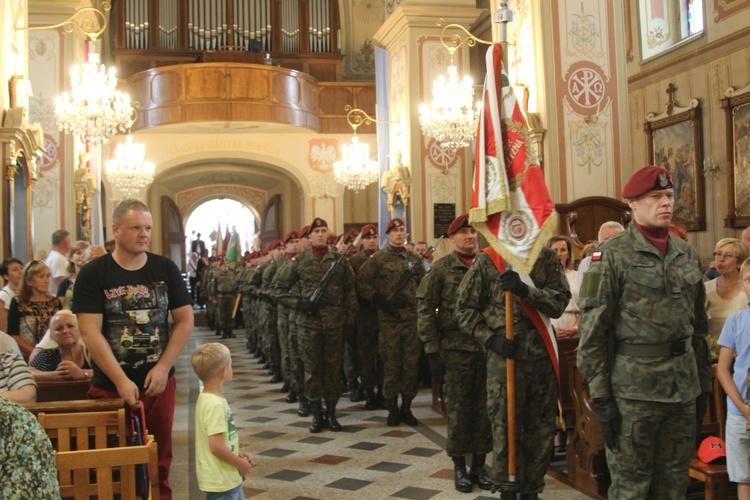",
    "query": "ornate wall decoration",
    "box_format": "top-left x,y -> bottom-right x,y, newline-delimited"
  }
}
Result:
426,139 -> 459,172
308,138 -> 338,173
177,185 -> 266,219
353,39 -> 375,73
714,0 -> 750,22
308,171 -> 339,199
571,120 -> 604,174
564,62 -> 610,116
354,0 -> 384,23
32,169 -> 58,210
429,168 -> 457,203
567,2 -> 602,58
